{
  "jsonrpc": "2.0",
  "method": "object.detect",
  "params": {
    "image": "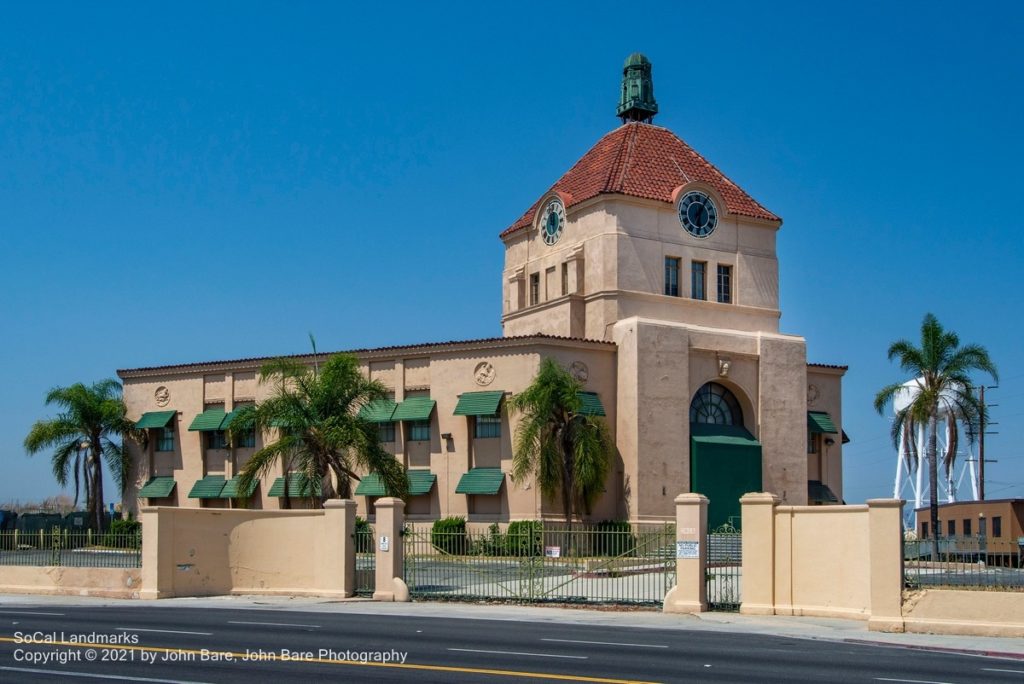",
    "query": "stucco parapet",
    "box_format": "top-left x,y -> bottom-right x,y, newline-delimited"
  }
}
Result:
118,334 -> 616,379
584,289 -> 781,321
776,504 -> 868,514
866,499 -> 904,509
